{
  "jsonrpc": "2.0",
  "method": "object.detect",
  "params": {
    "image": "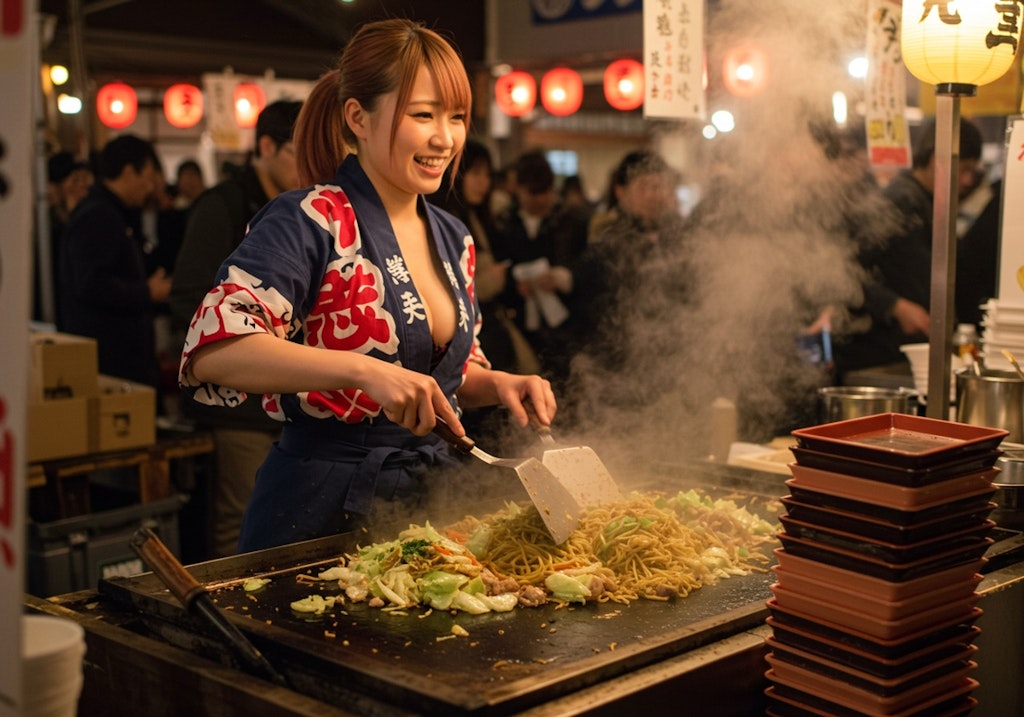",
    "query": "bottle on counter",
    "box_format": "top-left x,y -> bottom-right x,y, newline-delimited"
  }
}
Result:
952,323 -> 980,364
